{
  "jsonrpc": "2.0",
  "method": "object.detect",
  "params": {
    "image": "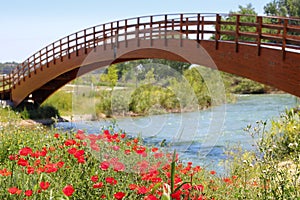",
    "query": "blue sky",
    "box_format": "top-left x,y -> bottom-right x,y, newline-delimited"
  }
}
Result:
1,0 -> 271,62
